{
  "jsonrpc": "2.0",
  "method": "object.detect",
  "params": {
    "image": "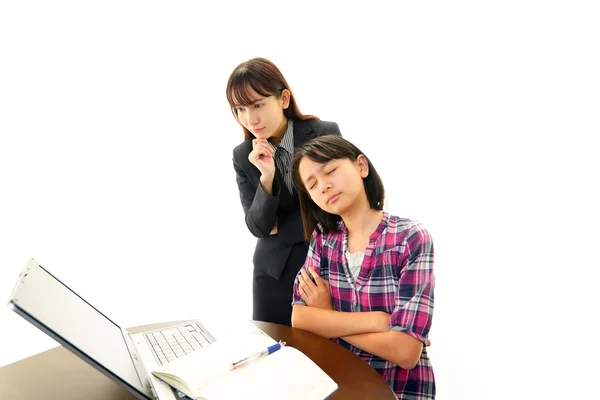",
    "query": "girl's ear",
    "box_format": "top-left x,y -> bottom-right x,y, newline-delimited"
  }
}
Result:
357,155 -> 369,178
281,89 -> 291,109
